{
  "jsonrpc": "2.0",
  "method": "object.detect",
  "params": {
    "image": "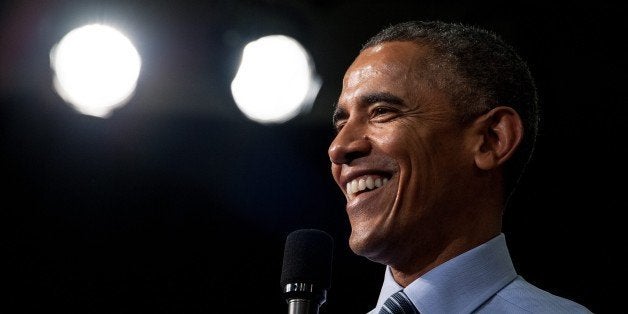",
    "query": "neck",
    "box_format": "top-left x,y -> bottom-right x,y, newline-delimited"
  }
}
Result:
388,175 -> 505,287
389,228 -> 501,287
